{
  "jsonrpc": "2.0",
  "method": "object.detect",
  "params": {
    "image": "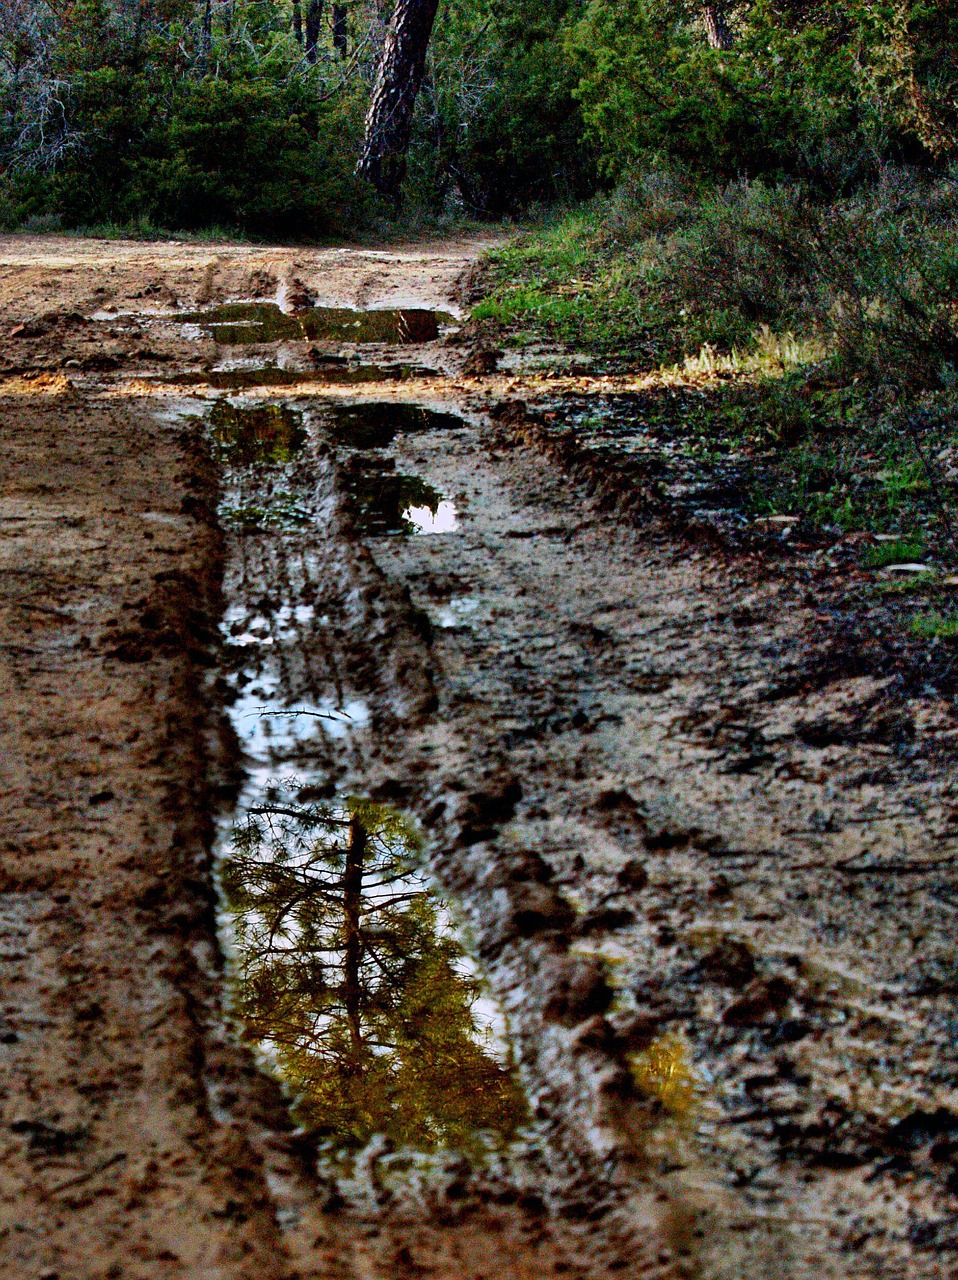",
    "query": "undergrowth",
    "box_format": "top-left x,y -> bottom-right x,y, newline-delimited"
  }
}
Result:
476,165 -> 958,556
